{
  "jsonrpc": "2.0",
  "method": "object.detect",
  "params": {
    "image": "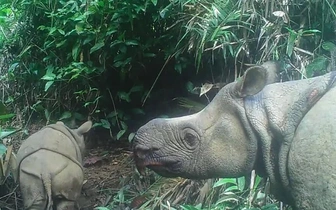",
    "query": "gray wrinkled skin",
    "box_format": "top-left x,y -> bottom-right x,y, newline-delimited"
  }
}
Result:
133,61 -> 336,209
17,121 -> 92,210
